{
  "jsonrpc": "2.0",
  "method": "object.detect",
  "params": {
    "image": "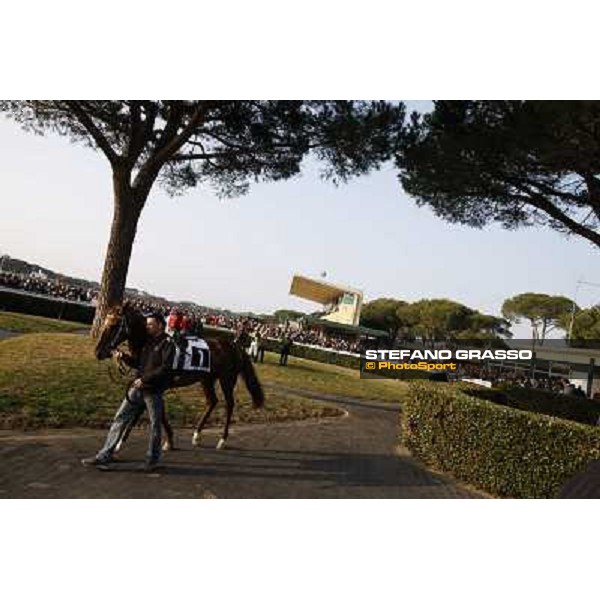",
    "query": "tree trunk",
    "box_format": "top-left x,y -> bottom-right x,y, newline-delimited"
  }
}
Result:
530,321 -> 539,352
540,319 -> 548,346
90,171 -> 144,338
